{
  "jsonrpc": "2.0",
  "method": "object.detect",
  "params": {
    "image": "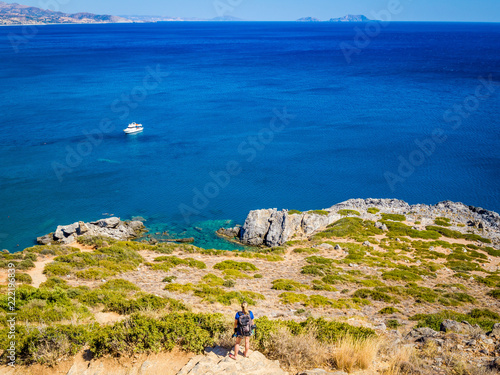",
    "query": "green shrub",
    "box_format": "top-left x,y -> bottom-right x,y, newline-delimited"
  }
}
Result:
305,256 -> 334,265
39,277 -> 69,289
314,218 -> 382,240
311,280 -> 337,291
338,209 -> 360,217
434,217 -> 451,227
271,279 -> 310,291
77,235 -> 117,248
23,245 -> 79,256
76,268 -> 114,280
253,274 -> 263,279
162,276 -> 177,283
446,260 -> 484,273
164,283 -> 195,293
90,313 -> 227,357
410,310 -> 497,331
151,256 -> 206,271
201,274 -> 224,286
367,208 -> 380,214
223,280 -> 235,288
352,289 -> 399,303
15,273 -> 33,284
105,294 -> 187,315
487,289 -> 500,300
382,269 -> 422,282
307,210 -> 330,216
381,214 -> 406,222
0,324 -> 92,365
43,263 -> 73,277
288,210 -> 302,215
378,306 -> 400,314
213,260 -> 258,271
222,269 -> 252,279
293,248 -> 318,254
386,319 -> 402,329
